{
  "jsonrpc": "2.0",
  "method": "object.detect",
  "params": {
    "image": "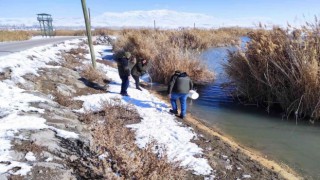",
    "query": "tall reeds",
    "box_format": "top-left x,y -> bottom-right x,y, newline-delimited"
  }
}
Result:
112,28 -> 247,84
225,19 -> 320,121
